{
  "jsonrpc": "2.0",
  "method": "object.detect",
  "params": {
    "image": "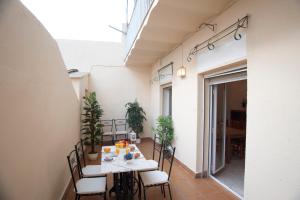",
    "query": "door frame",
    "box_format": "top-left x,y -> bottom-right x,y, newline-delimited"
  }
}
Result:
201,64 -> 247,199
